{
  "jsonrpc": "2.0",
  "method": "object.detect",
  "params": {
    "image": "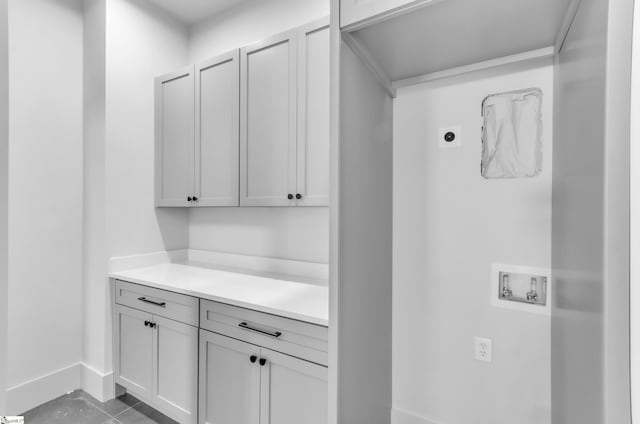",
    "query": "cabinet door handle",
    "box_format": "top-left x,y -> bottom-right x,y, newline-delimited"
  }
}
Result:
192,196 -> 198,202
259,358 -> 267,366
296,193 -> 302,200
187,196 -> 193,202
150,322 -> 156,329
287,194 -> 294,200
238,322 -> 282,338
250,355 -> 257,363
144,320 -> 150,327
137,297 -> 166,308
